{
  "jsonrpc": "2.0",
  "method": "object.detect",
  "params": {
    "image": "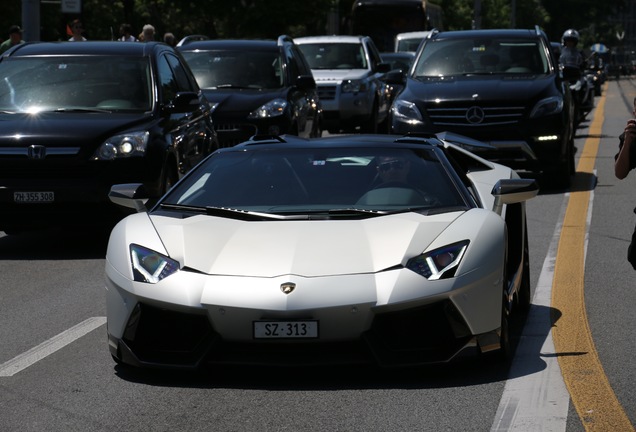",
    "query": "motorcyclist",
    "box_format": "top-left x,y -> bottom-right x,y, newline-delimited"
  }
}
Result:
560,29 -> 592,124
560,29 -> 585,73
